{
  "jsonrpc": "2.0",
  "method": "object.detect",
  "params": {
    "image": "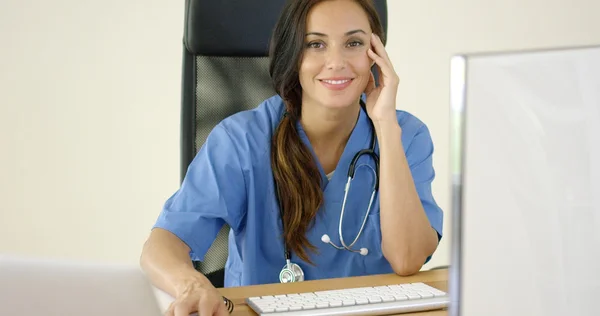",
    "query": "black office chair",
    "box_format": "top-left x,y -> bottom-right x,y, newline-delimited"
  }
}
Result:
180,0 -> 388,288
